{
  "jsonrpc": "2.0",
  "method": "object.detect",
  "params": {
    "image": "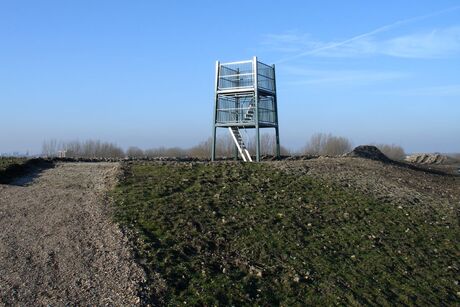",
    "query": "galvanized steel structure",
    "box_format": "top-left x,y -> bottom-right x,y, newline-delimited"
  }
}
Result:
211,57 -> 280,162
